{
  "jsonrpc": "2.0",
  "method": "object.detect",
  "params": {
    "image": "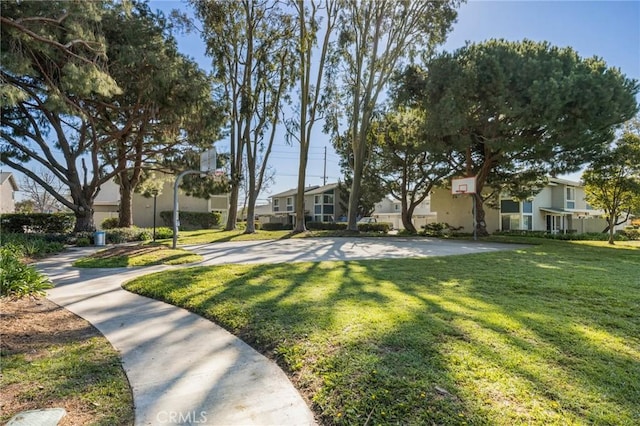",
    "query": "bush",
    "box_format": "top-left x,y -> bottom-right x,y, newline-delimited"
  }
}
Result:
357,222 -> 391,233
261,222 -> 293,231
306,222 -> 348,231
106,227 -> 151,244
493,230 -> 632,241
160,211 -> 222,230
153,227 -> 174,239
0,213 -> 74,233
101,217 -> 120,230
618,227 -> 640,240
76,237 -> 91,247
0,234 -> 66,257
419,222 -> 463,237
0,246 -> 53,298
